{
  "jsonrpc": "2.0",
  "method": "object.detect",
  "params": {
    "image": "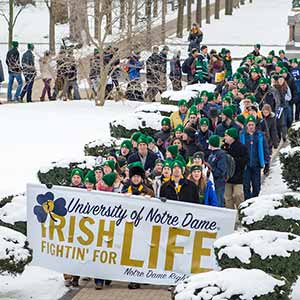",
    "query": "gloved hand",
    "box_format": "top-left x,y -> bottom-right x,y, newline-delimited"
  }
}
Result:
263,164 -> 270,176
46,183 -> 53,189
